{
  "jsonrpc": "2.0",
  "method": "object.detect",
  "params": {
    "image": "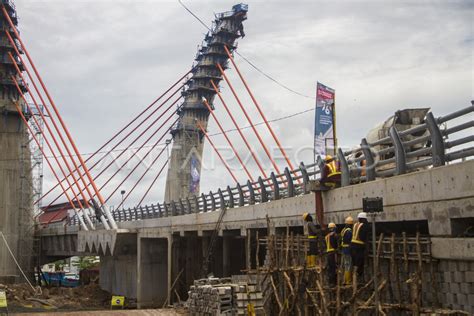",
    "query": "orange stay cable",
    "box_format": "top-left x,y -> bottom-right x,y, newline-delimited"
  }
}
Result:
35,71 -> 189,205
44,89 -> 182,209
9,58 -> 93,210
12,79 -> 93,228
137,159 -> 169,207
223,46 -> 300,184
116,142 -> 170,209
2,9 -> 109,211
197,121 -> 239,185
97,103 -> 179,197
12,77 -> 87,211
209,80 -> 270,182
3,35 -> 98,212
104,116 -> 179,204
216,64 -> 282,176
12,101 -> 88,230
202,99 -> 254,183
